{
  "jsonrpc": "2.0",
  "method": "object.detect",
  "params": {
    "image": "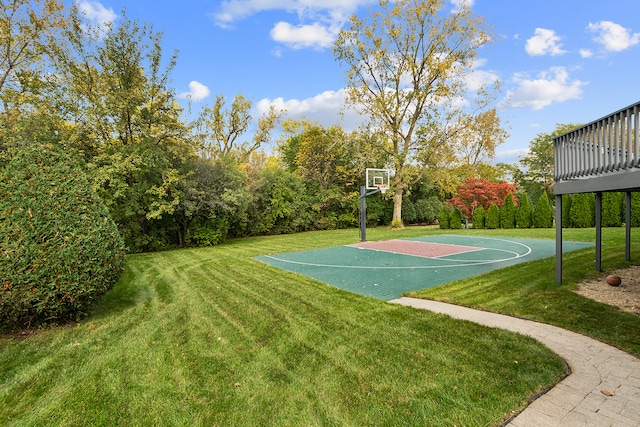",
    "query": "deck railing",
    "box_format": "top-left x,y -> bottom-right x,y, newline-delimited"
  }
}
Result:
554,101 -> 640,181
